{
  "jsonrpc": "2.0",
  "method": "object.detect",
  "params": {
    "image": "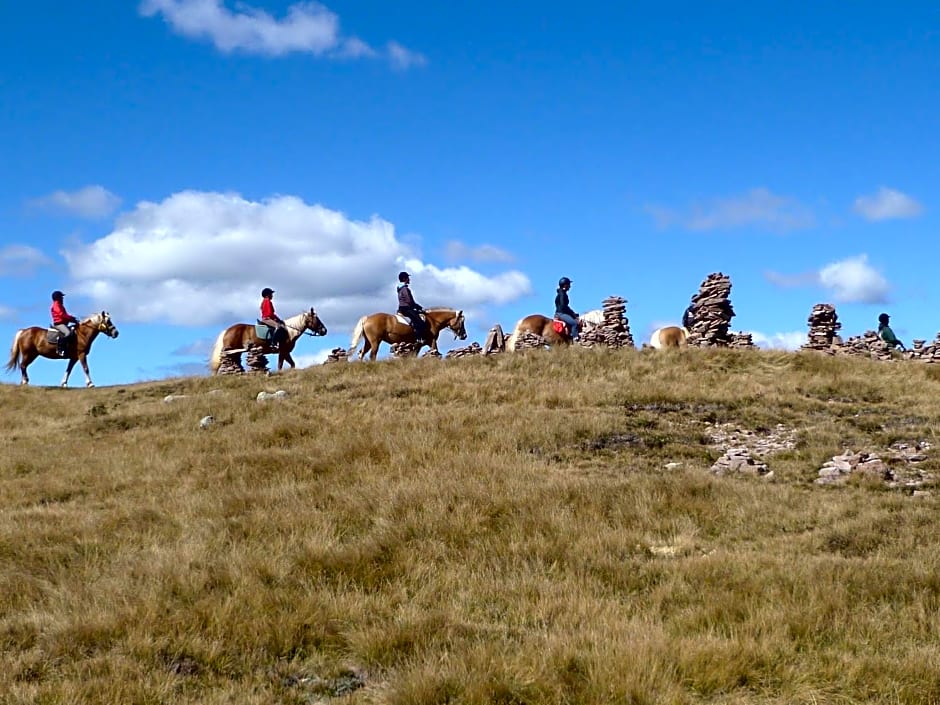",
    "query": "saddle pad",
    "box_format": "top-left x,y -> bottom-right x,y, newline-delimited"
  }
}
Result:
394,313 -> 412,327
46,328 -> 60,344
552,319 -> 567,335
255,324 -> 272,339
